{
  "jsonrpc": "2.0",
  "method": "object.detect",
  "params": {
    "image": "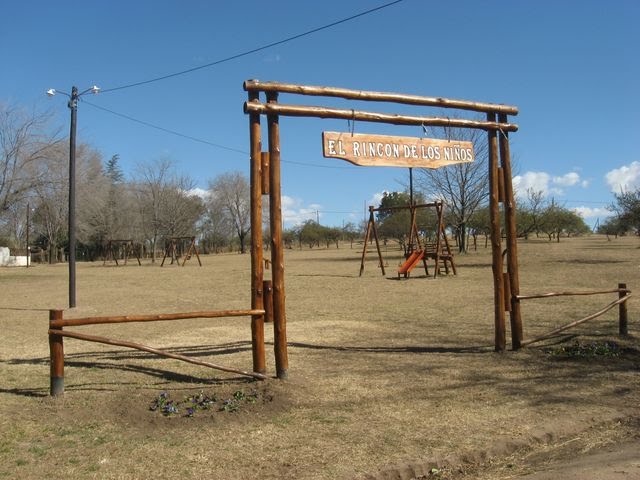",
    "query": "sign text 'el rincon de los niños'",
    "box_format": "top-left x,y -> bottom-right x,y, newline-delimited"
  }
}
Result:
322,131 -> 475,168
